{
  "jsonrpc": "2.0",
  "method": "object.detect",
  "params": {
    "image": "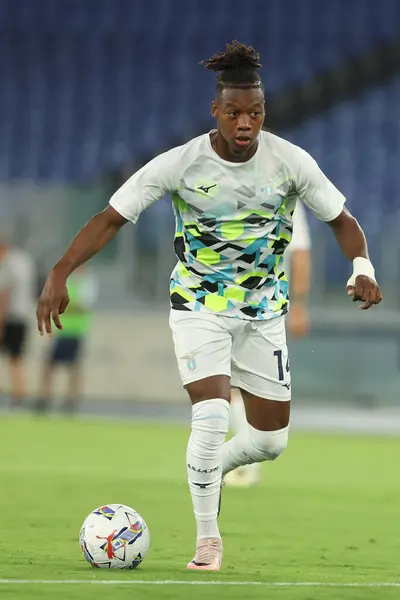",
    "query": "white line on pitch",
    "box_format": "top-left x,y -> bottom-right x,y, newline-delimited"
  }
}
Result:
0,580 -> 399,587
